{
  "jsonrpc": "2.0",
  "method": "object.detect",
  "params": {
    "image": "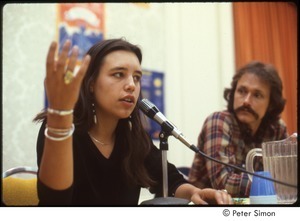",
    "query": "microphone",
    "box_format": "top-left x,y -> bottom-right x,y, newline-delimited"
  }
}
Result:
138,98 -> 297,189
138,98 -> 198,153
